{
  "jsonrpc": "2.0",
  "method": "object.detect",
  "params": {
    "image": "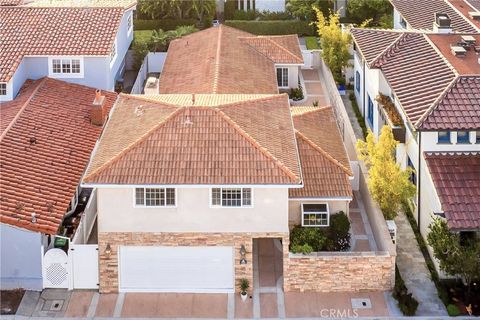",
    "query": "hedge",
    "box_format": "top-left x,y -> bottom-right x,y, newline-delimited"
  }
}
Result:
225,20 -> 316,36
134,19 -> 197,31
